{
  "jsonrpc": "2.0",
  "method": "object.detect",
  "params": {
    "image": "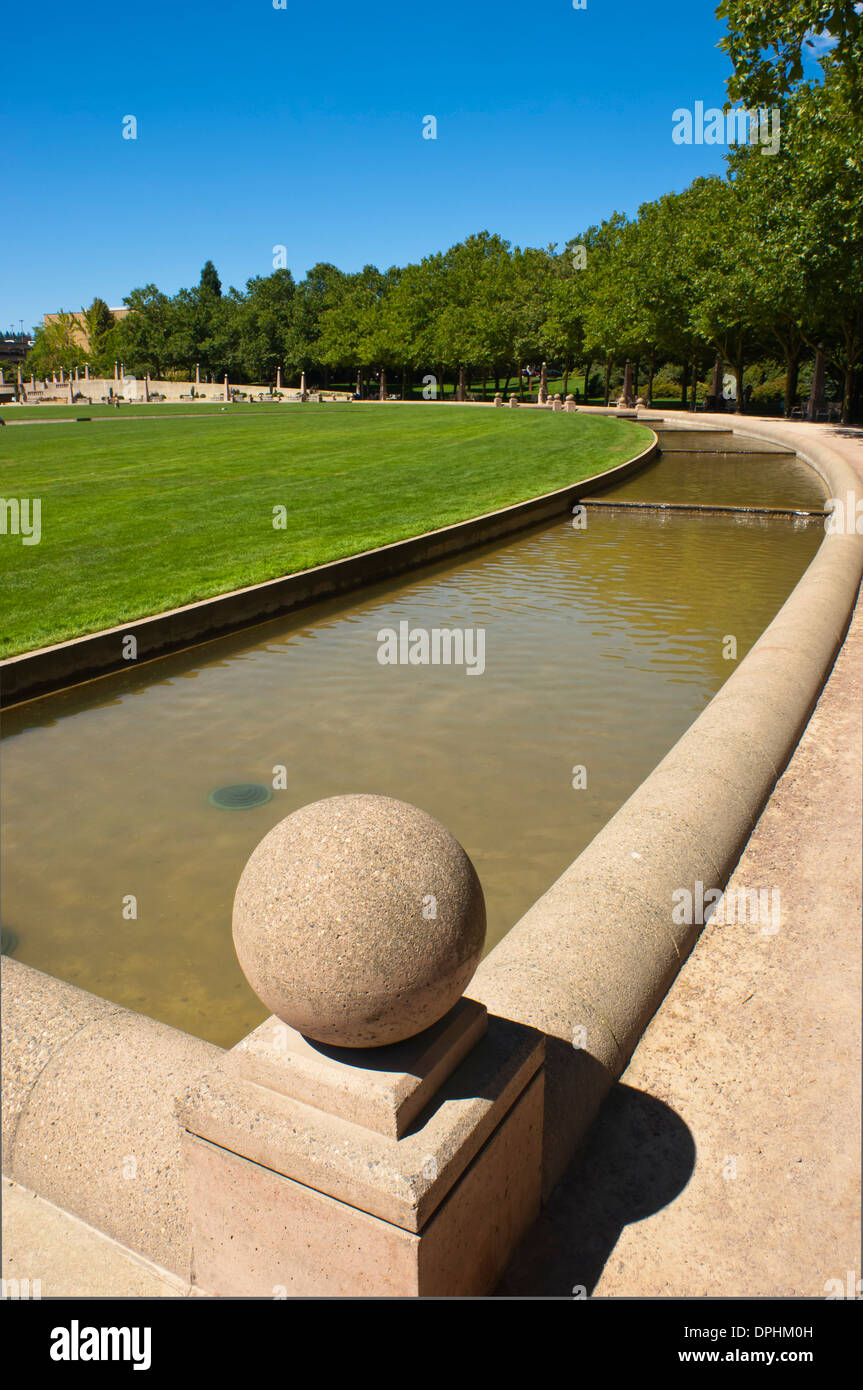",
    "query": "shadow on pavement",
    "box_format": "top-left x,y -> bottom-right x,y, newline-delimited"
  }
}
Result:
495,1082 -> 696,1297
